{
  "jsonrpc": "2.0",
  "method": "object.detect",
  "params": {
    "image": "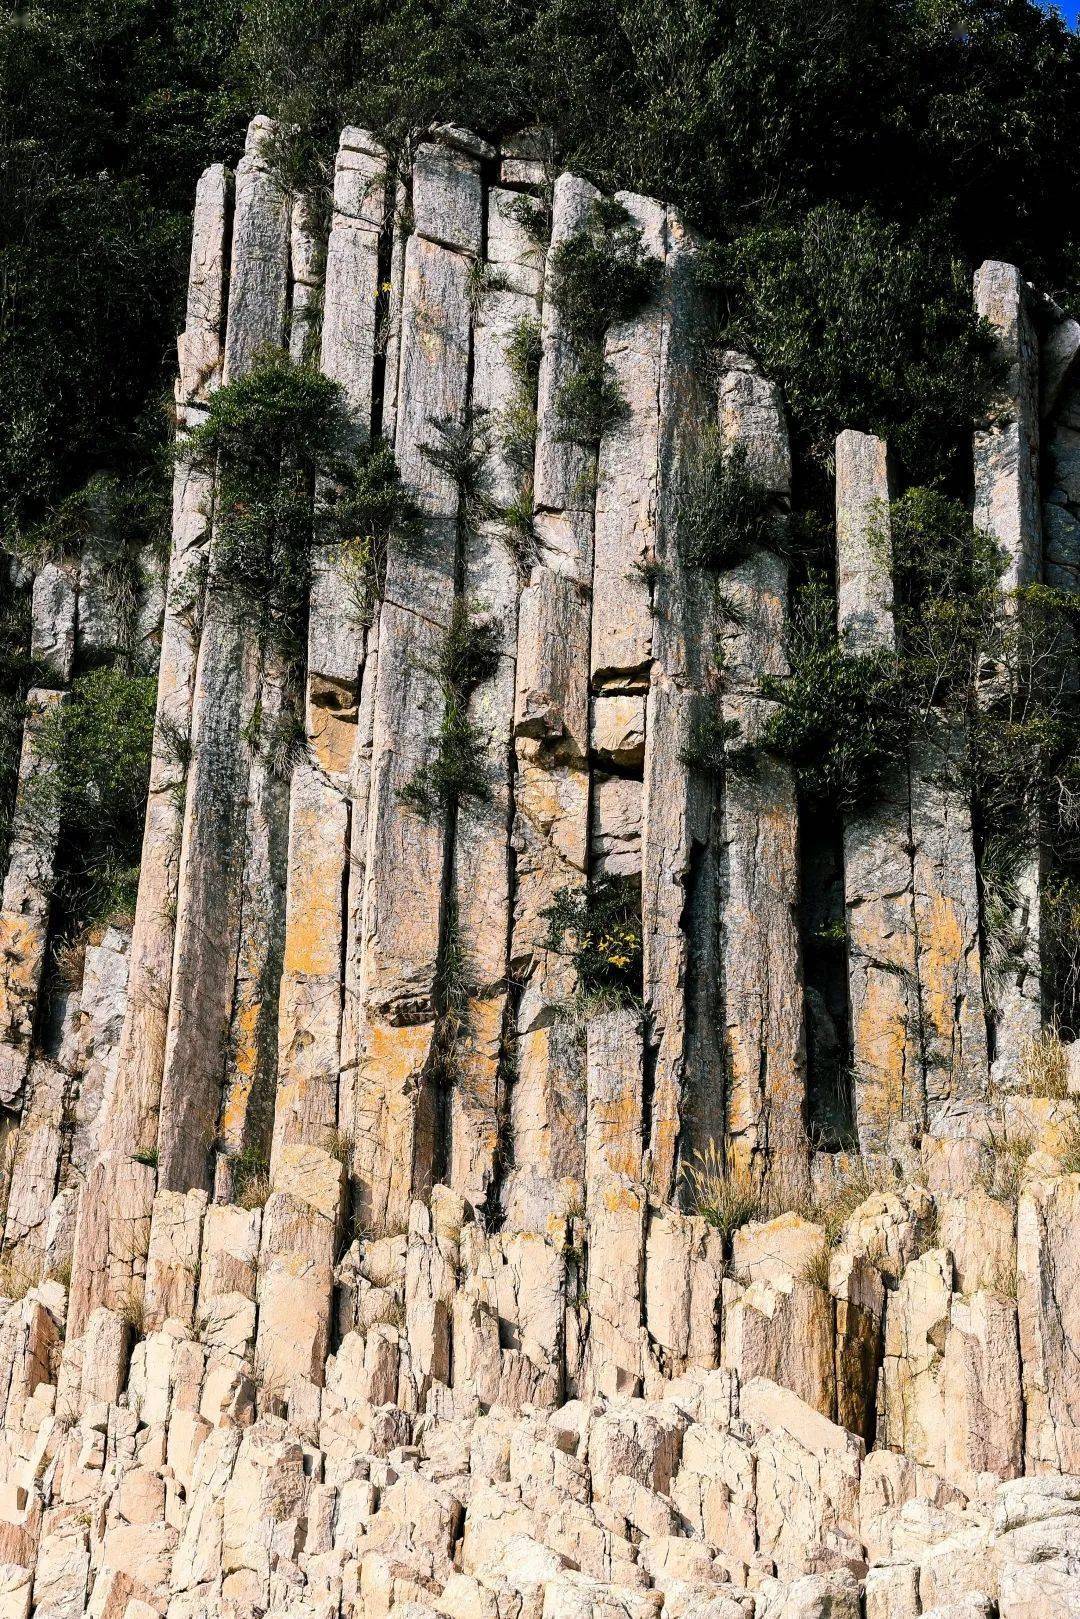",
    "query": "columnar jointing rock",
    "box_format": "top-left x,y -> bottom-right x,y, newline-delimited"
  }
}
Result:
157,116 -> 290,1196
351,133 -> 479,1233
0,694 -> 63,1112
644,213 -> 725,1198
974,259 -> 1044,1087
450,182 -> 539,1208
503,171 -> 597,1232
836,431 -> 923,1153
9,118 -> 1080,1619
68,160 -> 231,1335
716,354 -> 808,1198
